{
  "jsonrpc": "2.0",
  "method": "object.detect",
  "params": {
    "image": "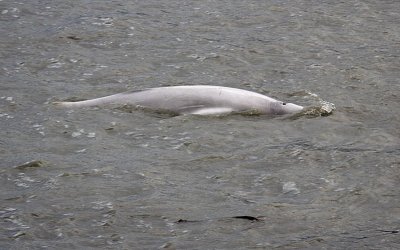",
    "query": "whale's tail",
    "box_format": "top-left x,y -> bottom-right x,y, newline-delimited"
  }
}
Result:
53,101 -> 85,108
52,93 -> 126,108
